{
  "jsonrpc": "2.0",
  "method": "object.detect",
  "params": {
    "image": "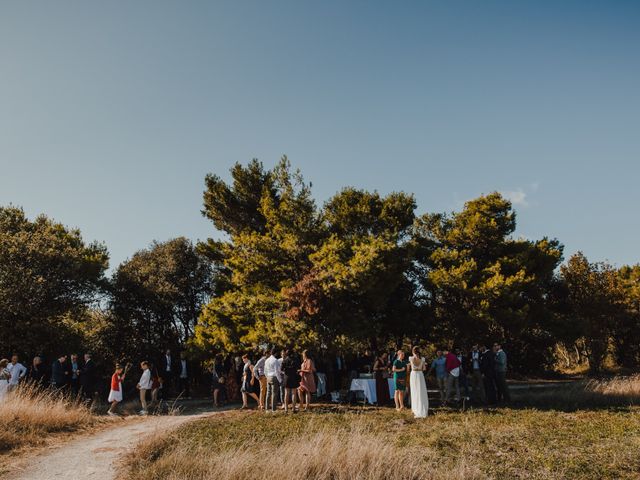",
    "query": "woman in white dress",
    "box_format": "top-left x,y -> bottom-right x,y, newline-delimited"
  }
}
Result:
409,346 -> 429,418
0,358 -> 11,401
